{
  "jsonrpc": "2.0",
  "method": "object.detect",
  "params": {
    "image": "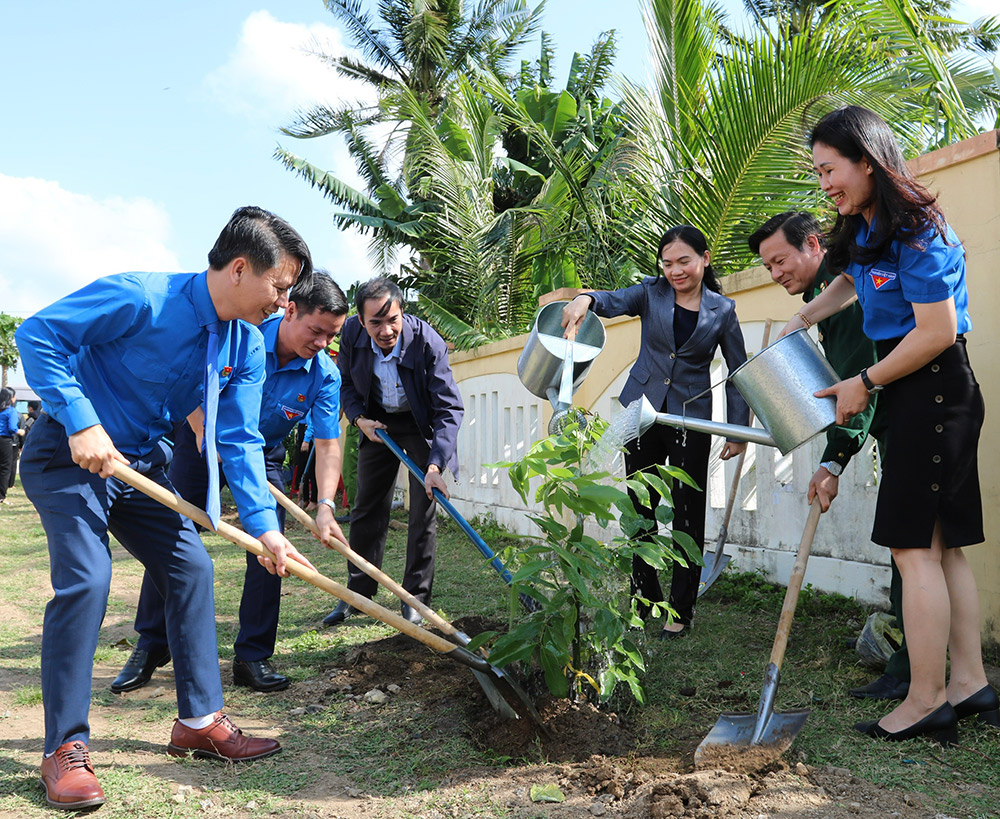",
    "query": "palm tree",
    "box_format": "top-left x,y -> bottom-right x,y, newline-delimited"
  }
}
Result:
276,24 -> 639,347
618,0 -> 999,276
282,0 -> 543,146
